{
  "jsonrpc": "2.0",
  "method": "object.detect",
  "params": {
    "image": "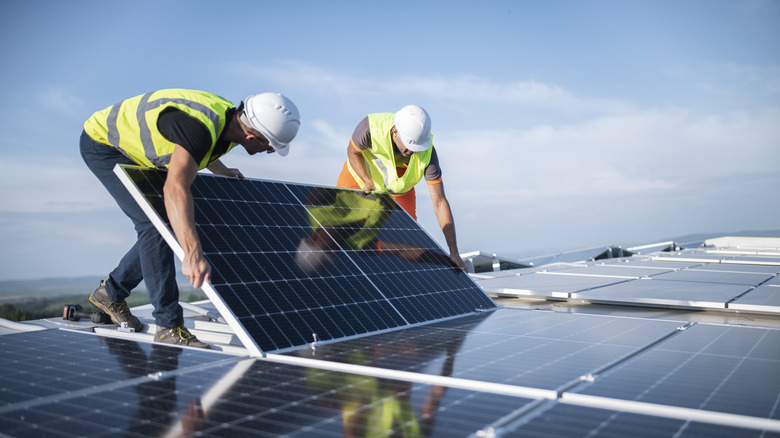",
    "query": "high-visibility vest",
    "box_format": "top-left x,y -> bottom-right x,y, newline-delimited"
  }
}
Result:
346,113 -> 433,195
83,89 -> 236,169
